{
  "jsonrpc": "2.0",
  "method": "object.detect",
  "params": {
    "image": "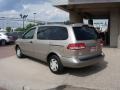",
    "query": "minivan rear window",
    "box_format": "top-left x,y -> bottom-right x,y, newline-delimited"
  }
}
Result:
73,26 -> 100,40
